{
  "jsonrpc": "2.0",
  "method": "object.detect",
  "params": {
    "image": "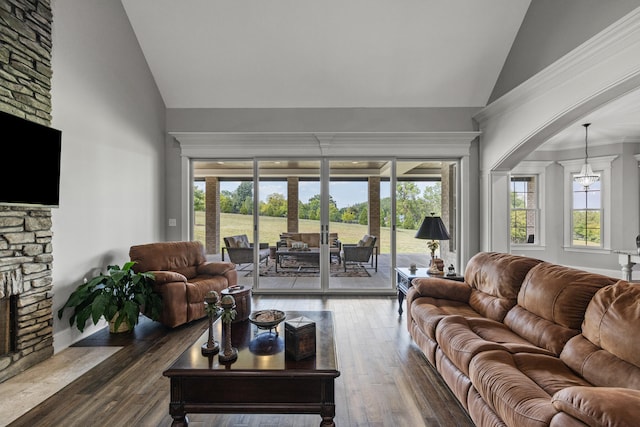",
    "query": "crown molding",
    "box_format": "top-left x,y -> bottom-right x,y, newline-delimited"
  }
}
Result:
172,131 -> 479,158
475,7 -> 640,125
